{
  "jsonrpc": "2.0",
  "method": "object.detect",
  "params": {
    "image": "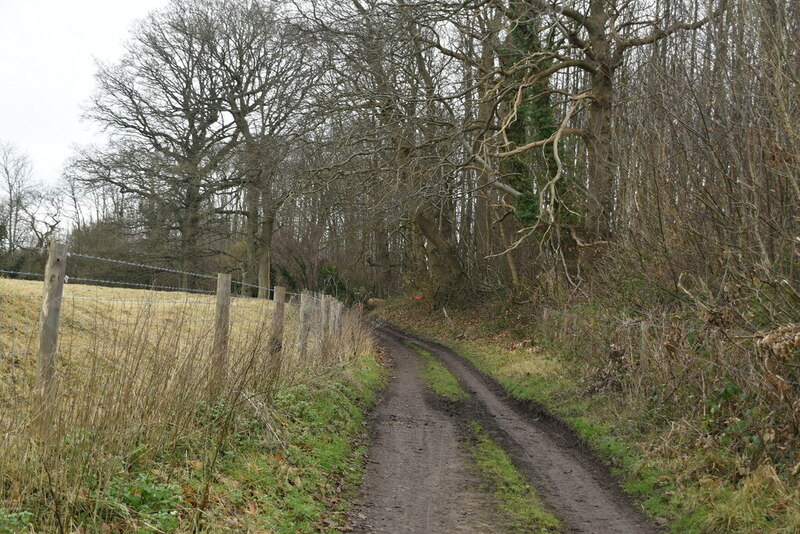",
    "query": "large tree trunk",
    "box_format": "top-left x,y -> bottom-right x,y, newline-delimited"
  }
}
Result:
179,176 -> 202,289
244,182 -> 260,292
586,68 -> 614,240
257,195 -> 275,299
413,204 -> 463,290
586,1 -> 615,240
